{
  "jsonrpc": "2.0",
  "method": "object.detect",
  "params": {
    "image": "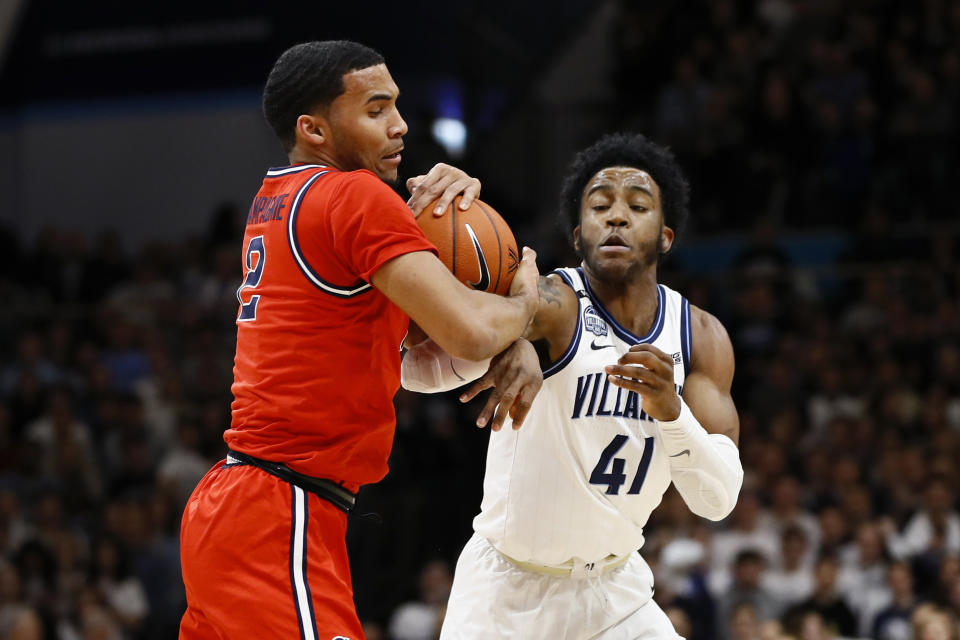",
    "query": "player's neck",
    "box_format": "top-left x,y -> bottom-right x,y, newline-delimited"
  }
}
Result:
584,266 -> 660,337
288,147 -> 341,170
